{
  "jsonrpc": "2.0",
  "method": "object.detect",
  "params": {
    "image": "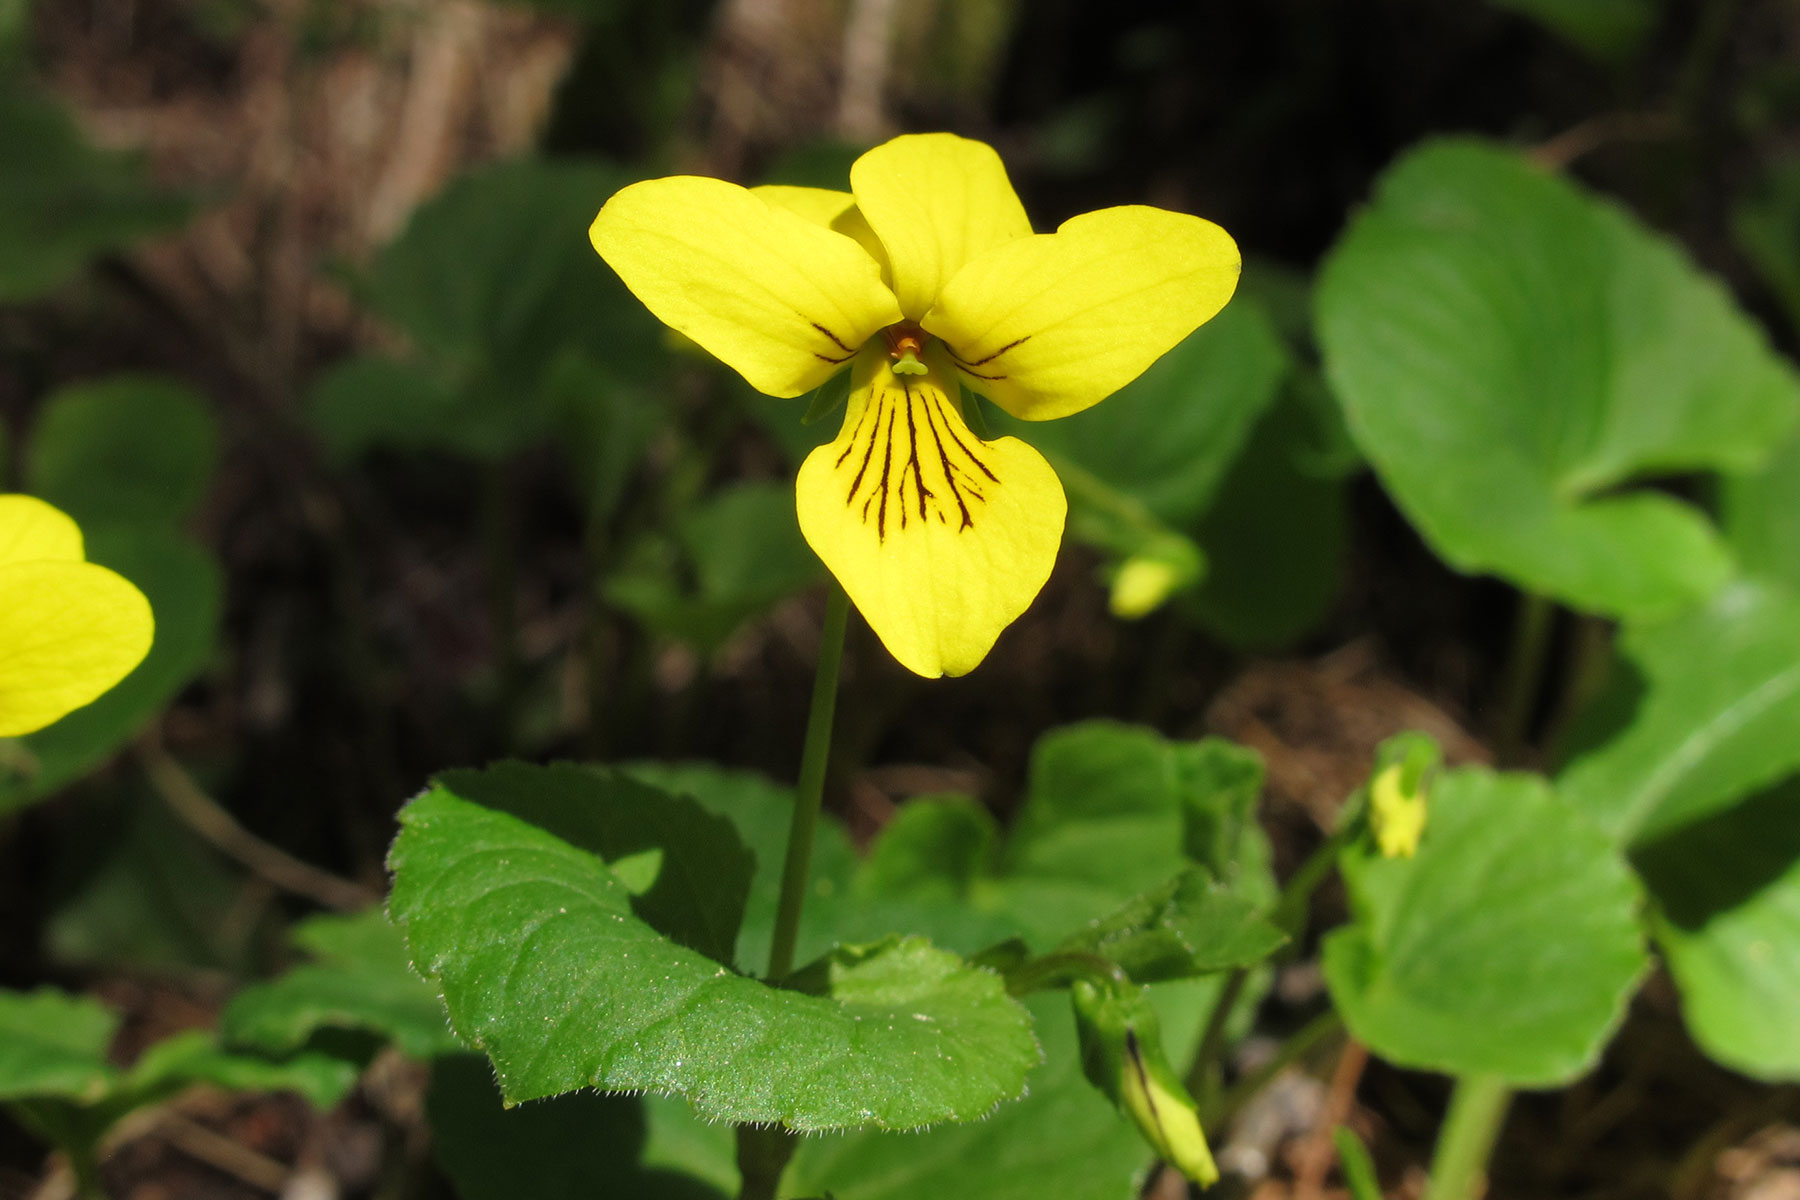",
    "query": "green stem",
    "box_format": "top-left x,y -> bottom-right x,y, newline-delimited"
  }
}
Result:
1004,951 -> 1129,996
1186,967 -> 1249,1104
1207,1011 -> 1343,1127
1495,592 -> 1554,765
765,581 -> 851,981
732,584 -> 851,1200
1423,1075 -> 1513,1200
1187,823 -> 1358,1103
736,1125 -> 796,1200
